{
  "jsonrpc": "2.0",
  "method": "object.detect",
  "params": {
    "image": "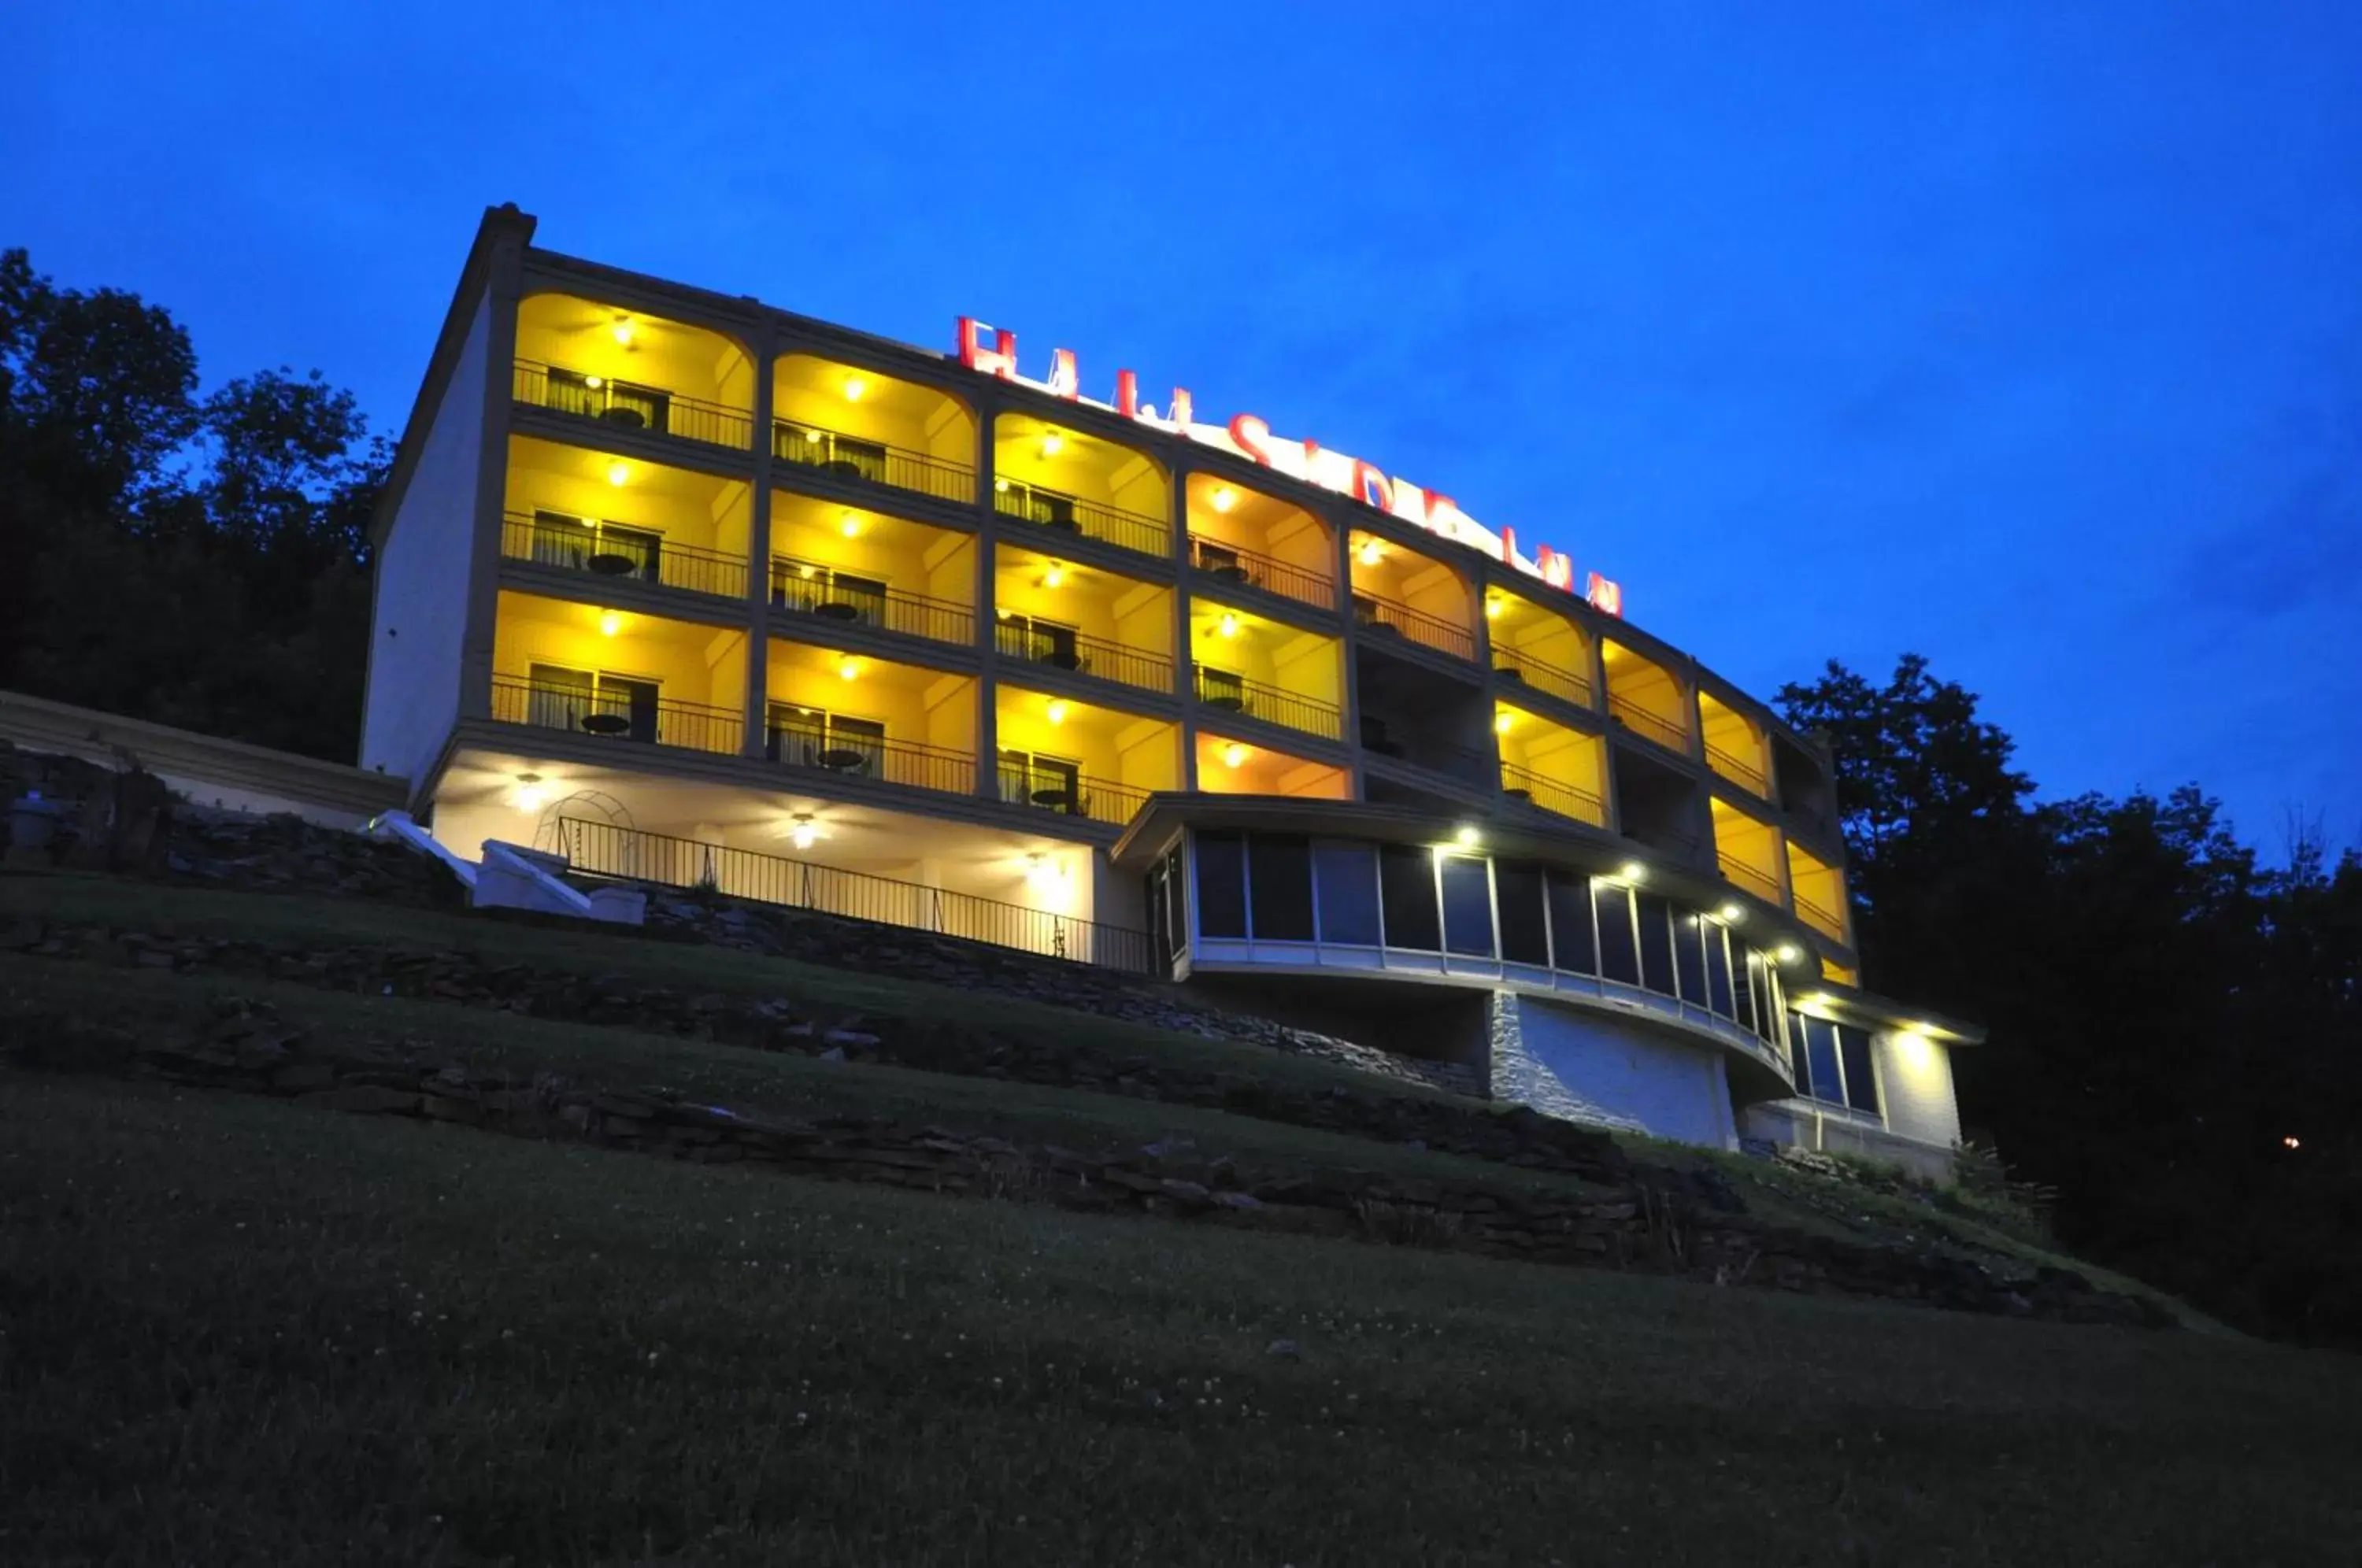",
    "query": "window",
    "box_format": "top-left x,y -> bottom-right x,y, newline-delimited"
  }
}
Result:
1635,893 -> 1677,997
1546,871 -> 1597,974
1673,912 -> 1709,1005
1197,664 -> 1246,712
1732,949 -> 1760,1034
1195,831 -> 1247,939
768,704 -> 884,773
1440,856 -> 1494,957
1160,847 -> 1189,961
1313,841 -> 1381,945
1705,925 -> 1737,1018
1594,882 -> 1640,985
1379,844 -> 1441,951
1247,834 -> 1315,941
998,613 -> 1084,671
531,664 -> 658,742
531,511 -> 661,582
1787,1013 -> 1880,1116
998,749 -> 1083,814
1839,1026 -> 1879,1115
1494,863 -> 1550,966
1749,957 -> 1779,1045
543,368 -> 669,434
